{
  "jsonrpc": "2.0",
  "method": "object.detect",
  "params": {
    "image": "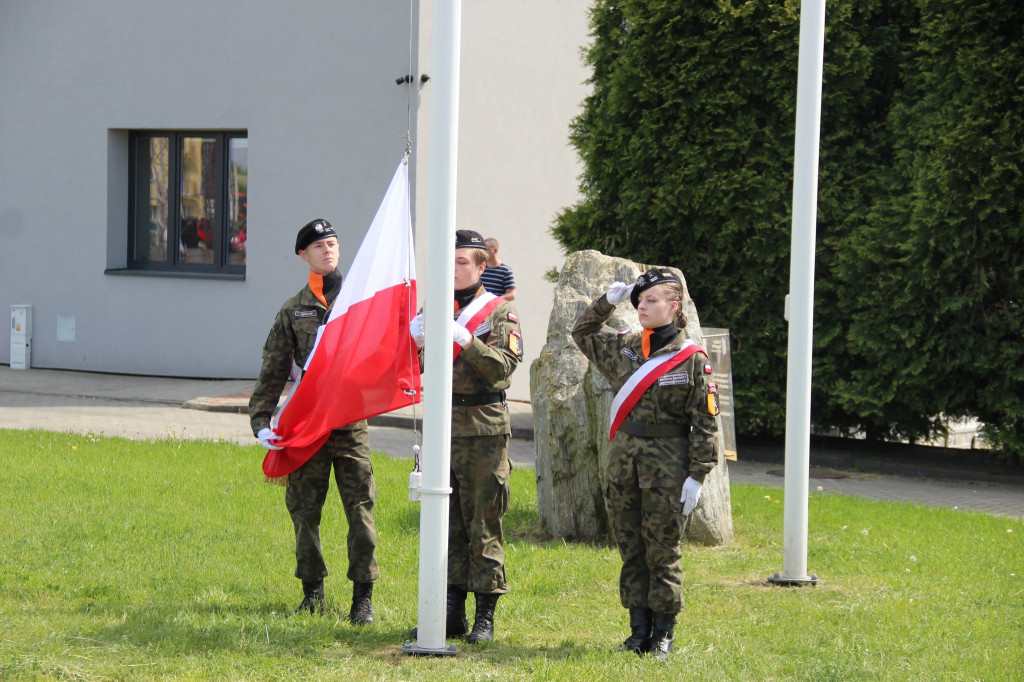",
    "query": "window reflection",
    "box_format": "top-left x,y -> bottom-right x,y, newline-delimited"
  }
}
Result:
228,138 -> 247,265
179,136 -> 217,264
128,130 -> 246,274
134,137 -> 169,263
